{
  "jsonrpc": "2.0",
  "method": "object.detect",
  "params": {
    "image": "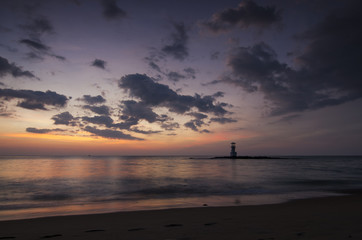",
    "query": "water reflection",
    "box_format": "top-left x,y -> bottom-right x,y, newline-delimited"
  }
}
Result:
1,155 -> 362,220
